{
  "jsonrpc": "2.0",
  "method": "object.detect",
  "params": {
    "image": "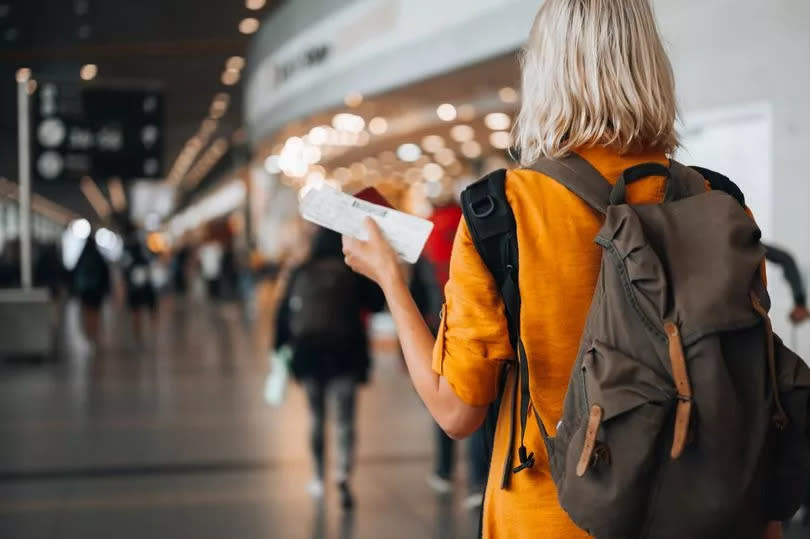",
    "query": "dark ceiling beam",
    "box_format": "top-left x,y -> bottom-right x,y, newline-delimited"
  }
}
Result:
0,37 -> 249,62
